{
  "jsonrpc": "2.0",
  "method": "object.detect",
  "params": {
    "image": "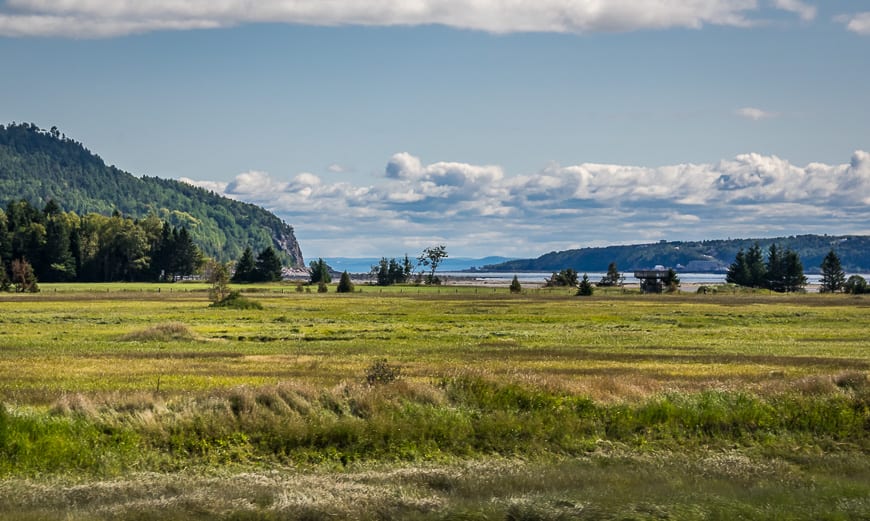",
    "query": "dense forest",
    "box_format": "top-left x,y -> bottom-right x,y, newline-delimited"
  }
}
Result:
485,235 -> 870,273
0,123 -> 303,265
0,199 -> 203,285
